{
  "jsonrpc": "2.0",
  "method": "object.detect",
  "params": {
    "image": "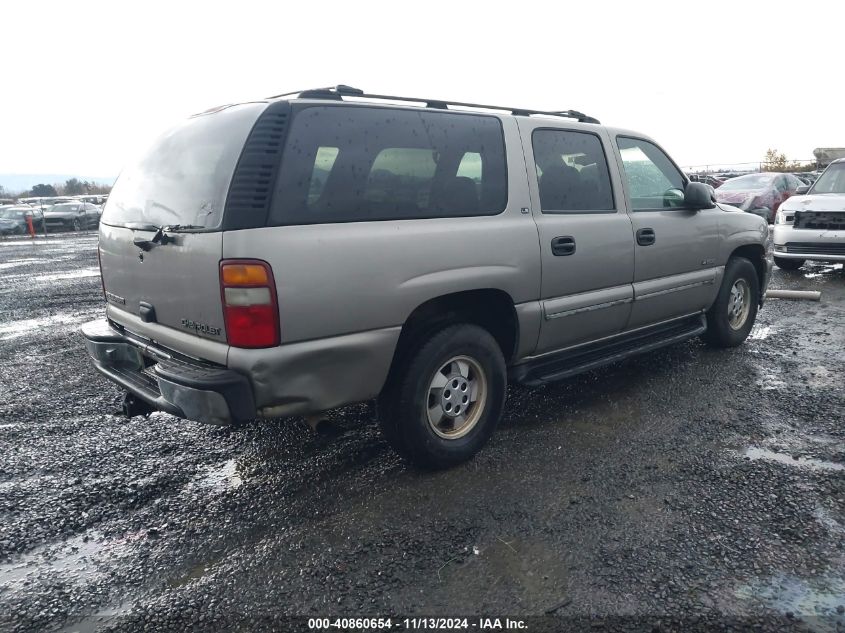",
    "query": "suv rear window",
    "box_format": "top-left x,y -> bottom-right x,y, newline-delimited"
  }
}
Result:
102,103 -> 266,230
270,106 -> 507,224
532,129 -> 614,213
